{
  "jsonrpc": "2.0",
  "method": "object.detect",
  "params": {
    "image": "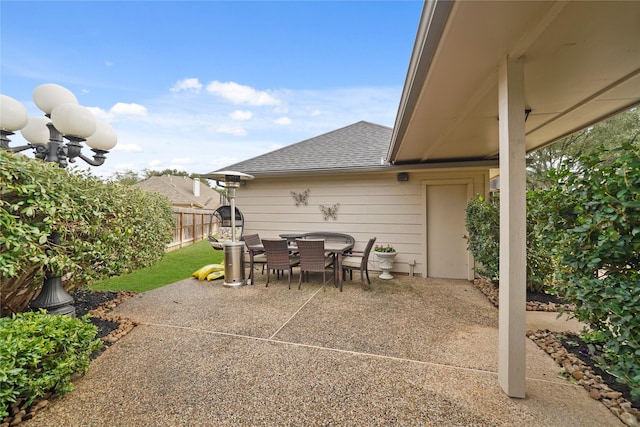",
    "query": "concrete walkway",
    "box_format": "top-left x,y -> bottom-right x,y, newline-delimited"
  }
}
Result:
24,276 -> 621,426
